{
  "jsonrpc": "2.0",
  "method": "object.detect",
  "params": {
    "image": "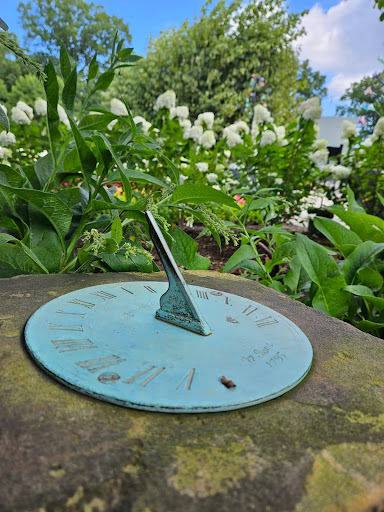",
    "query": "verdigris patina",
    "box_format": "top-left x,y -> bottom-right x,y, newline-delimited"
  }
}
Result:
1,271 -> 384,511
